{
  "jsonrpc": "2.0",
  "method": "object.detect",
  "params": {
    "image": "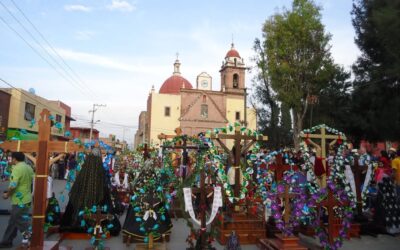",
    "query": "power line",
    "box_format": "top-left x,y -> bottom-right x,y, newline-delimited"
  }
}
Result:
0,3 -> 96,101
72,117 -> 138,129
8,0 -> 98,100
